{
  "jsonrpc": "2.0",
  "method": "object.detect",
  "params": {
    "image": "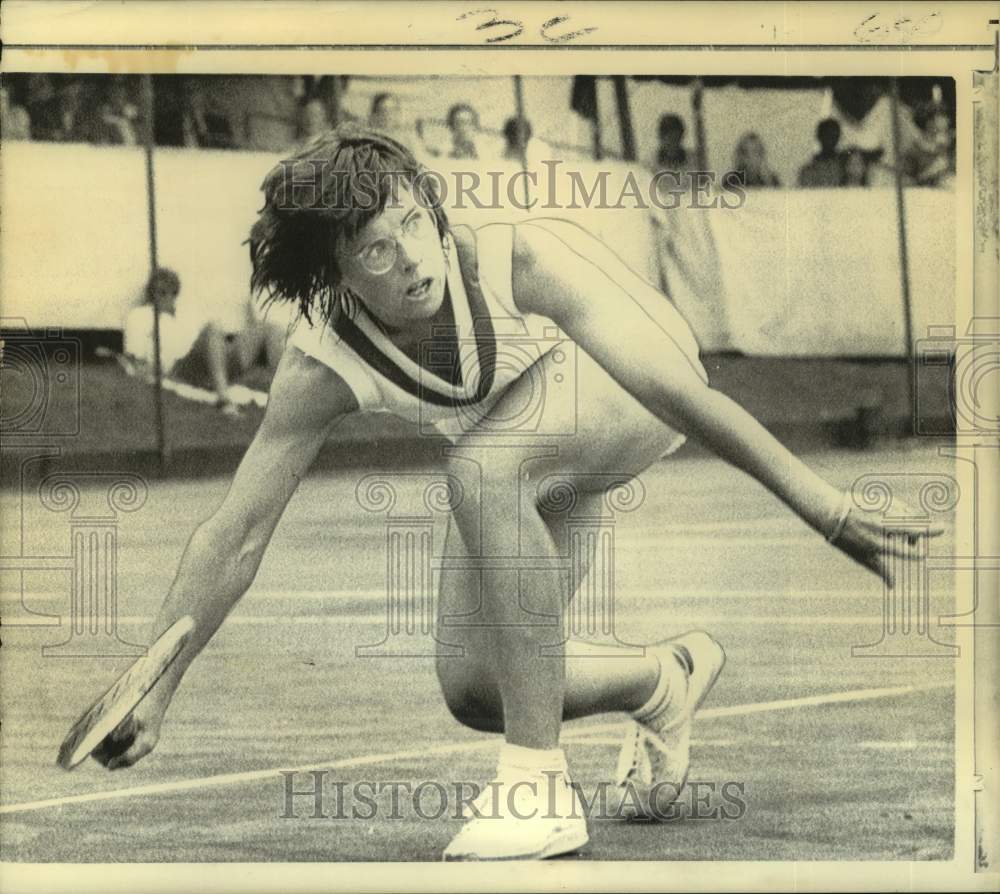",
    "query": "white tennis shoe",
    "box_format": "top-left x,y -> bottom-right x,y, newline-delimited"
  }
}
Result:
443,769 -> 589,861
614,630 -> 726,819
